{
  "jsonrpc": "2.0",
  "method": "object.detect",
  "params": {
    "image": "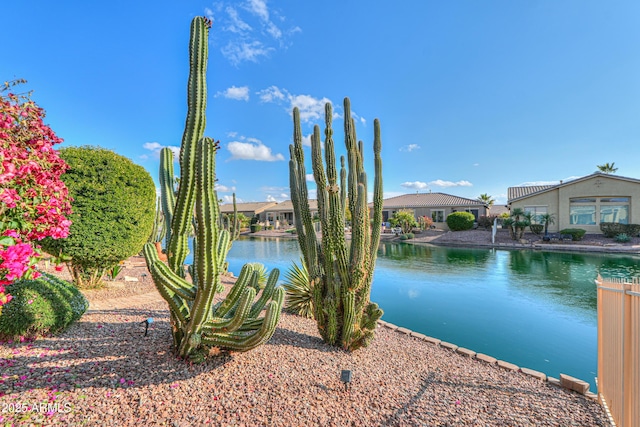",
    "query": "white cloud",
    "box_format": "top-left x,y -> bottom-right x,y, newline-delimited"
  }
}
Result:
222,194 -> 242,204
221,40 -> 273,65
266,194 -> 277,202
256,85 -> 365,125
213,1 -> 299,65
215,184 -> 236,192
429,179 -> 473,188
225,6 -> 252,34
290,94 -> 332,123
401,181 -> 429,190
204,7 -> 215,22
306,173 -> 314,182
142,142 -> 180,159
257,86 -> 286,103
400,144 -> 420,152
216,85 -> 250,101
227,140 -> 285,161
302,133 -> 312,147
473,163 -> 480,167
